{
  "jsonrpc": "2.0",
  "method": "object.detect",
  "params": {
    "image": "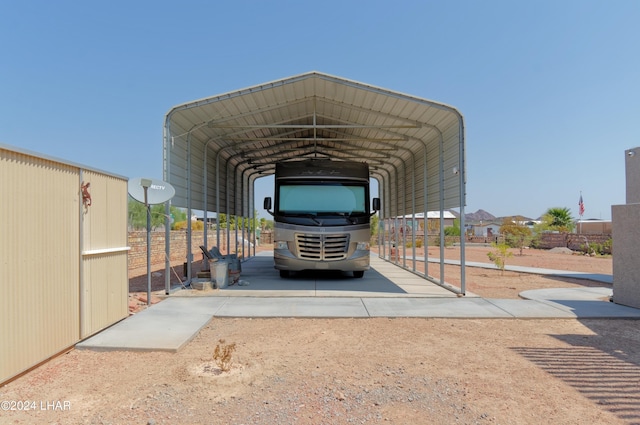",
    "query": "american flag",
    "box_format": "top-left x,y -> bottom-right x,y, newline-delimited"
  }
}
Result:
579,194 -> 585,216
